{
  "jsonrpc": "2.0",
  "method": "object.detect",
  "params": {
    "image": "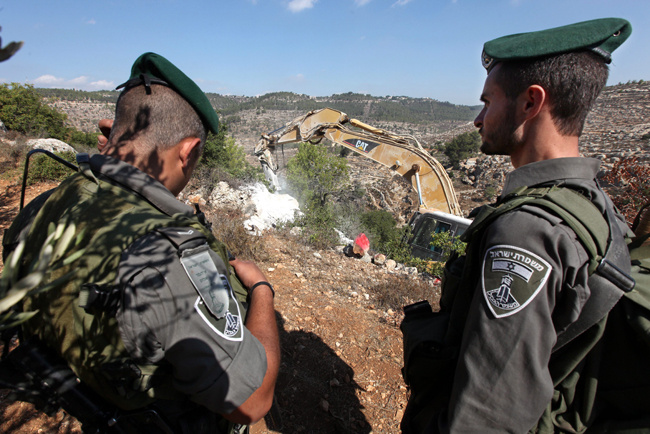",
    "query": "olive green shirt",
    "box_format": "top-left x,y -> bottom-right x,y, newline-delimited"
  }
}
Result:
444,158 -> 628,432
